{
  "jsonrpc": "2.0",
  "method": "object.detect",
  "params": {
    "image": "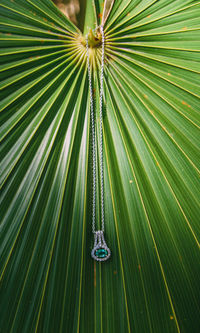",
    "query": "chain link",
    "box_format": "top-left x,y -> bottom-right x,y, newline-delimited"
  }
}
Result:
86,26 -> 105,233
99,25 -> 105,232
